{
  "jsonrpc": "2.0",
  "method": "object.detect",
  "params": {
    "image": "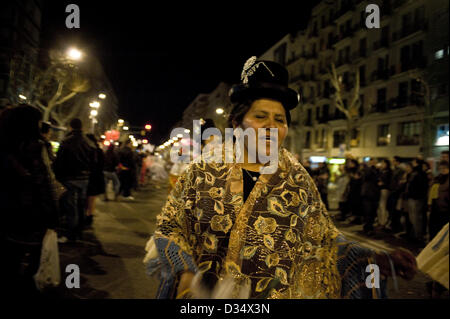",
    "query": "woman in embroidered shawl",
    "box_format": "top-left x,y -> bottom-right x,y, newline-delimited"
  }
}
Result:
144,58 -> 417,299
